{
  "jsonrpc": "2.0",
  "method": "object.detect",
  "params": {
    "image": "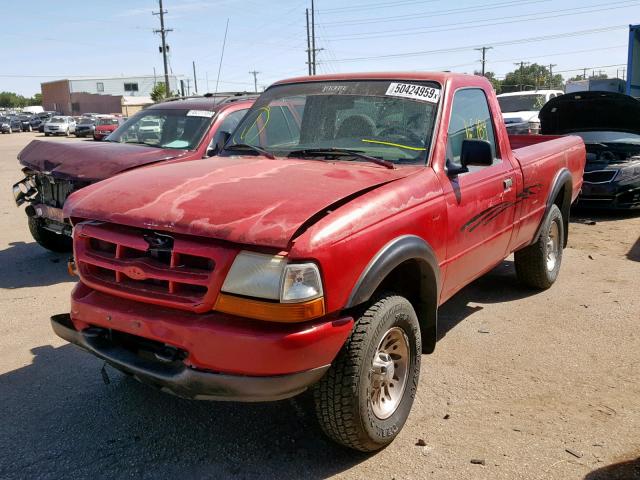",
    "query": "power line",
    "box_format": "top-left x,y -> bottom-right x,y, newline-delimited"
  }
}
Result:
320,0 -> 547,27
152,0 -> 172,94
321,0 -> 640,41
329,25 -> 627,63
318,0 -> 442,14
